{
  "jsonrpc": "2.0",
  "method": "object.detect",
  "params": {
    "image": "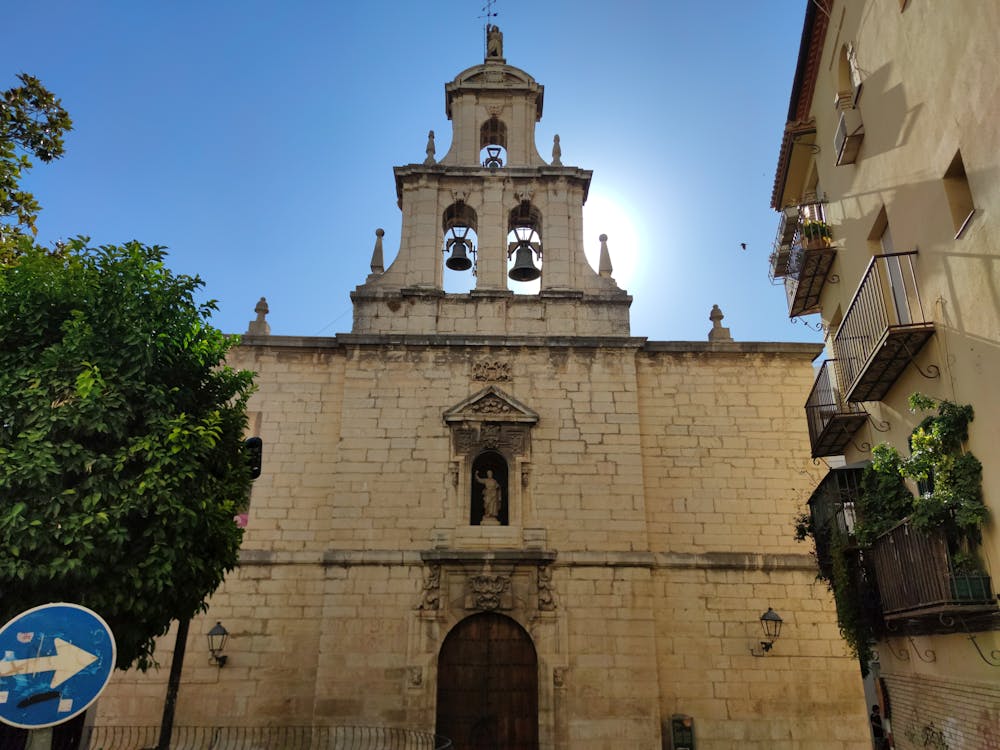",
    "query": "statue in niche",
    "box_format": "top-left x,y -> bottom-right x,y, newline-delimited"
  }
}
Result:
486,25 -> 503,58
471,451 -> 508,526
475,470 -> 502,525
